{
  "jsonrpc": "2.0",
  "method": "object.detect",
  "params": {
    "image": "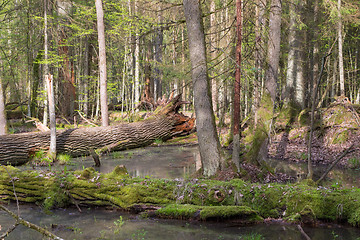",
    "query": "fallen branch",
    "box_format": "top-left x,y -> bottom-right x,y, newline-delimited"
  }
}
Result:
77,111 -> 99,127
316,144 -> 355,184
0,204 -> 63,240
297,225 -> 311,240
